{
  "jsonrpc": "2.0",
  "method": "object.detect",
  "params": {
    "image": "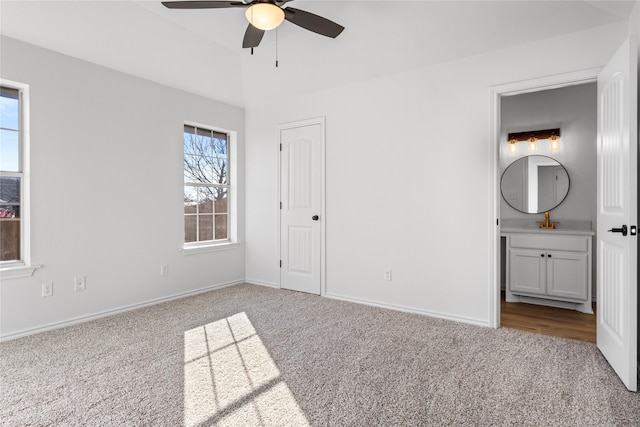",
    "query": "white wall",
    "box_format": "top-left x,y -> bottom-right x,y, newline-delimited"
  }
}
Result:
499,83 -> 597,224
245,23 -> 627,326
0,37 -> 245,339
